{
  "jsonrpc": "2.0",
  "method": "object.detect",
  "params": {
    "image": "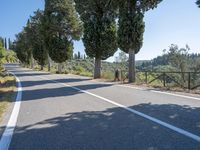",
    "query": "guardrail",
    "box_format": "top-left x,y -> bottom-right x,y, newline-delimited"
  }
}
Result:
121,71 -> 200,90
